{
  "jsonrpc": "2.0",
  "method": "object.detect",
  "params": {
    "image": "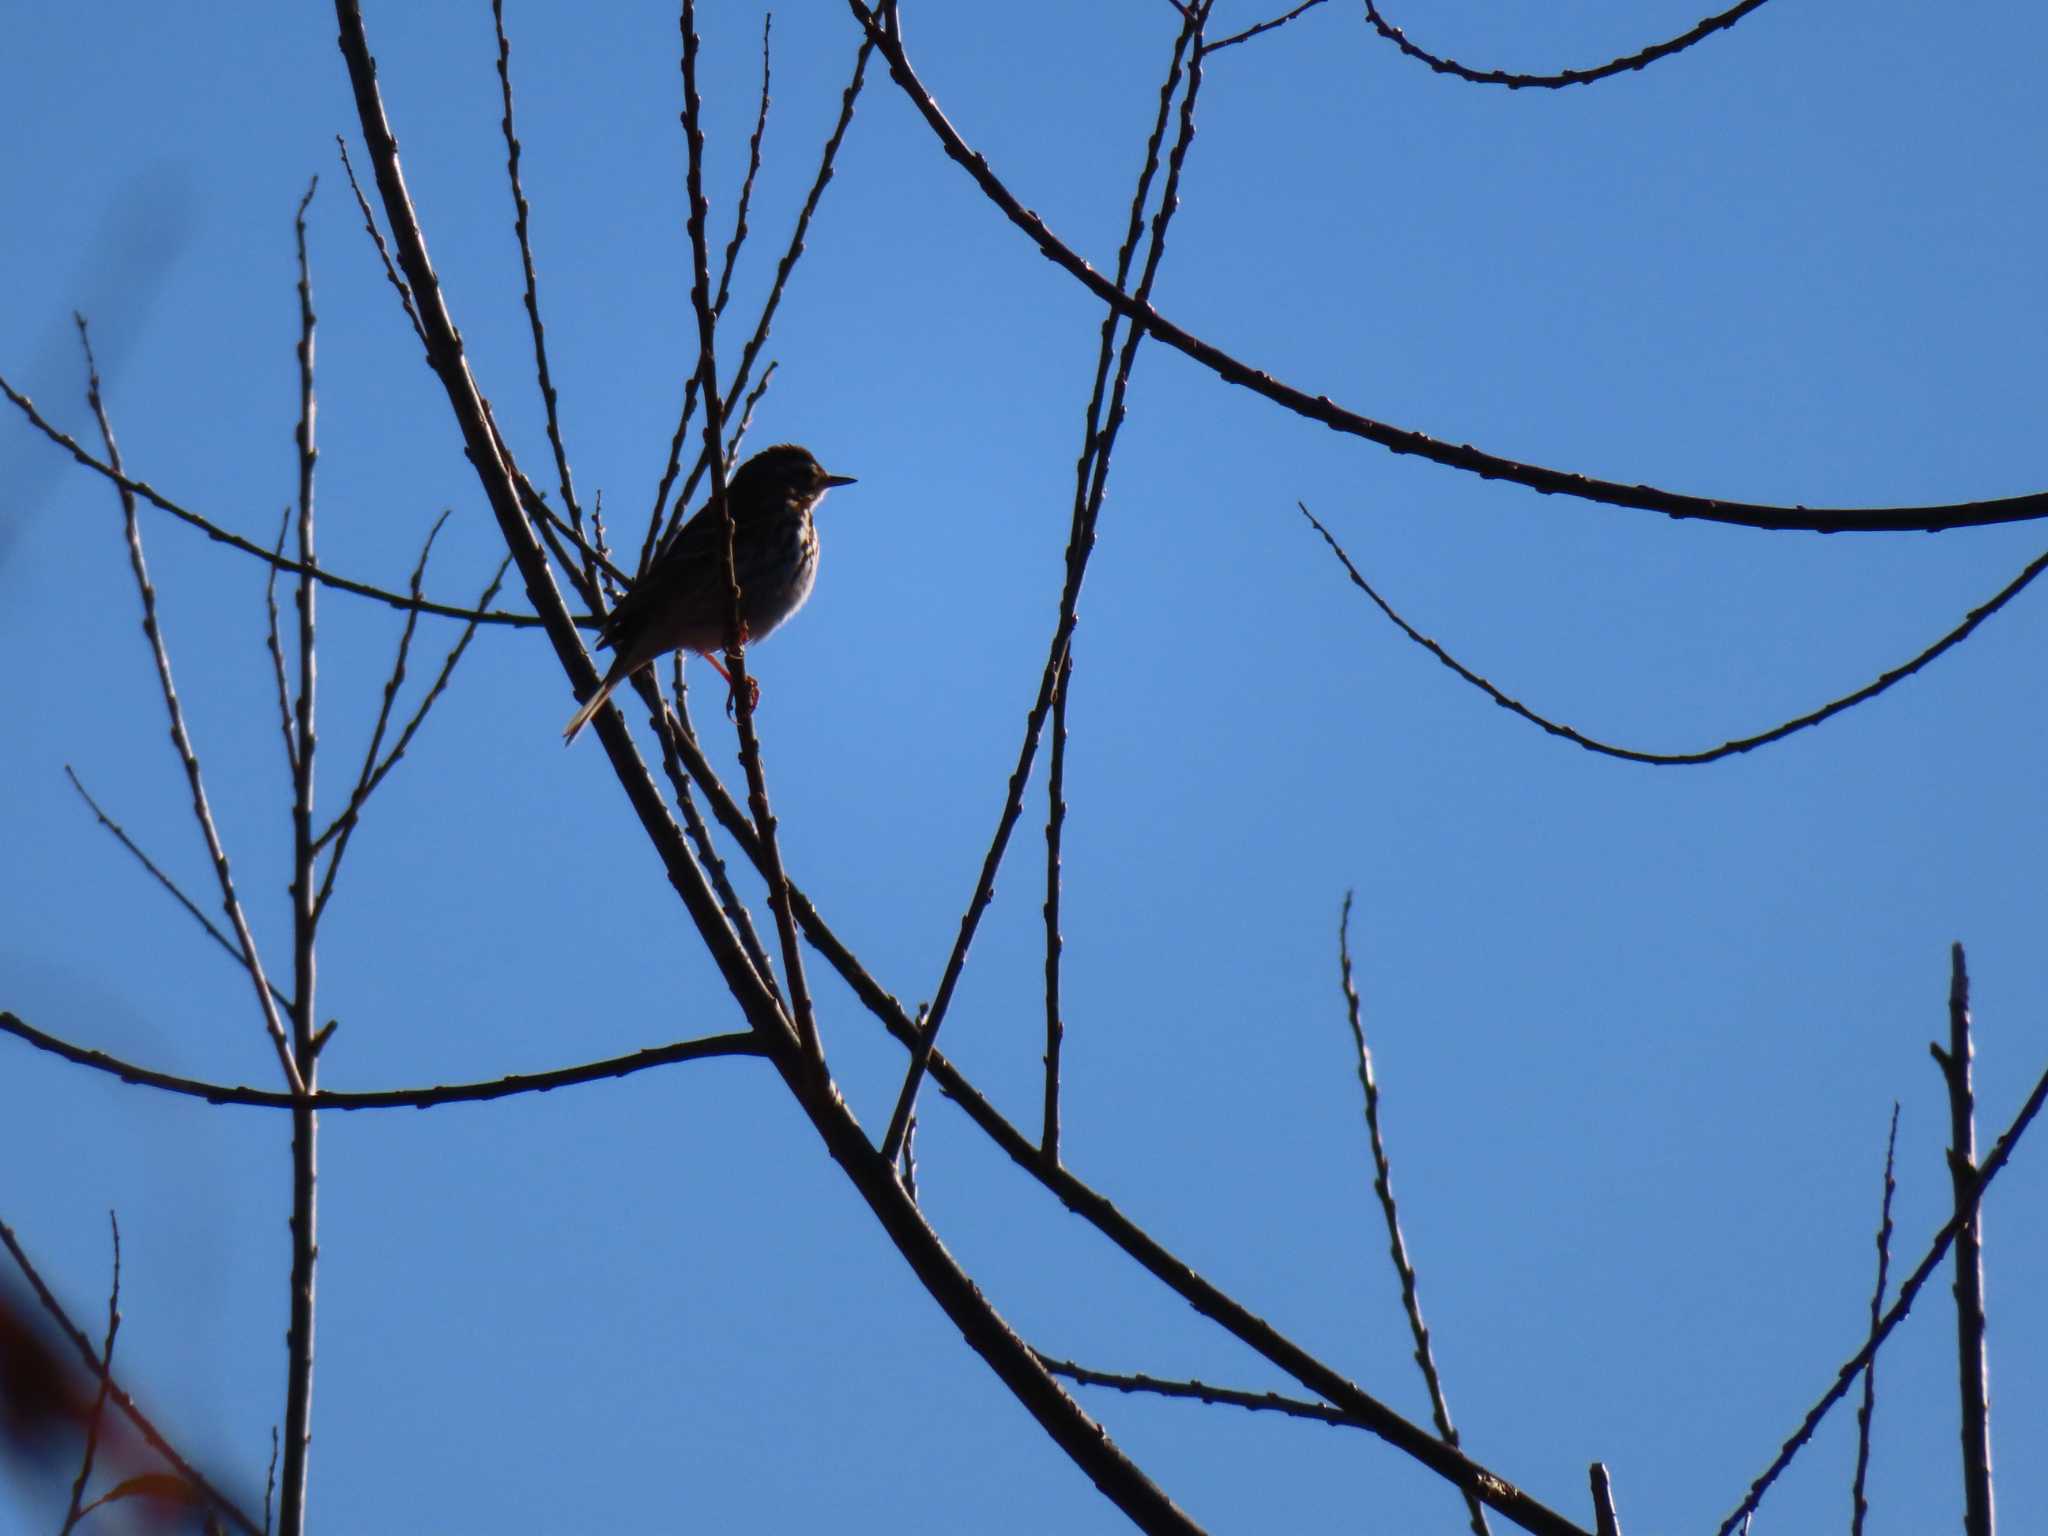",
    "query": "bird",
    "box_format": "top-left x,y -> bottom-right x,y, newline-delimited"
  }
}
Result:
562,443 -> 855,743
